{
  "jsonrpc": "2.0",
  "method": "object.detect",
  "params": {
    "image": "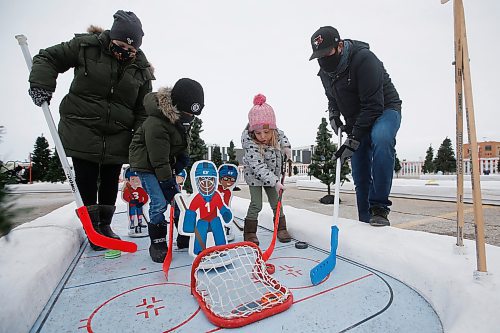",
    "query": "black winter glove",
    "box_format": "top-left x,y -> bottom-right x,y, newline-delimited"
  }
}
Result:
329,115 -> 345,136
174,152 -> 190,174
28,87 -> 53,107
334,137 -> 360,166
159,178 -> 179,203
